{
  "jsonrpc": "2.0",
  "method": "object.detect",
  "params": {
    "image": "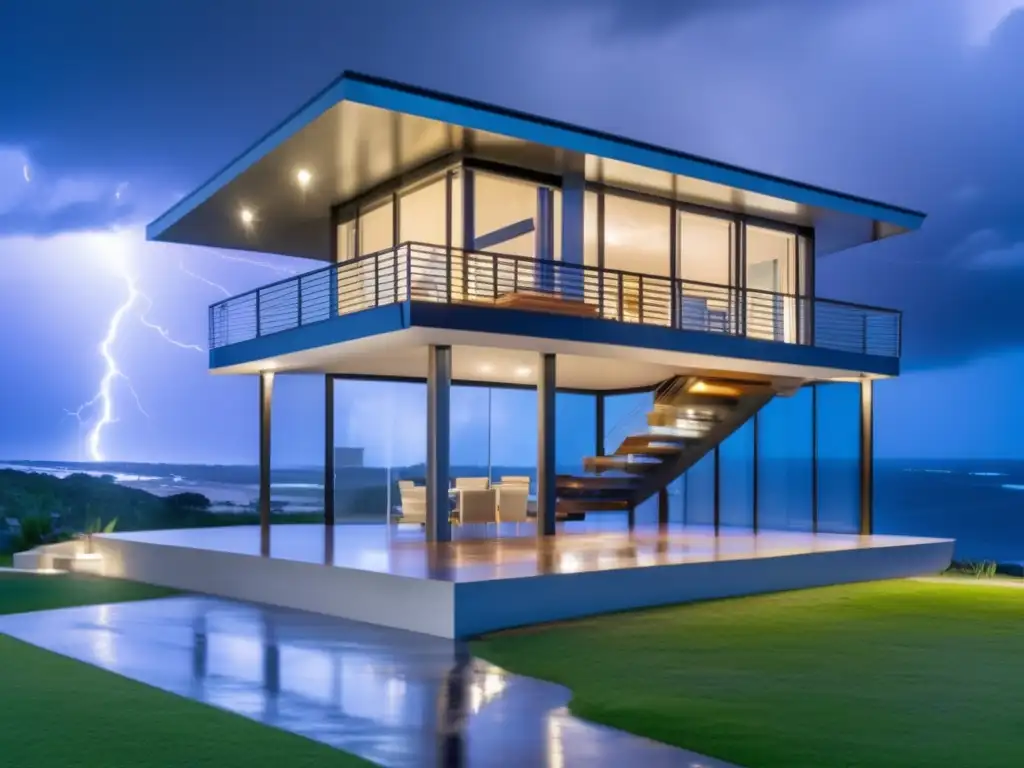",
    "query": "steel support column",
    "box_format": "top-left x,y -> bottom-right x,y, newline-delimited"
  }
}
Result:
537,353 -> 557,537
859,379 -> 874,535
324,376 -> 335,527
258,372 -> 274,557
426,345 -> 453,543
657,487 -> 669,531
595,393 -> 606,457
